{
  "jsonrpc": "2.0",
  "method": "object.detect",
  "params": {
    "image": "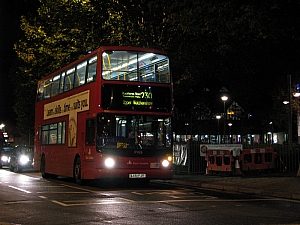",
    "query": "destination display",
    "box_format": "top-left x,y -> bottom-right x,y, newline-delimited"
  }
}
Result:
122,90 -> 153,106
101,84 -> 171,112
